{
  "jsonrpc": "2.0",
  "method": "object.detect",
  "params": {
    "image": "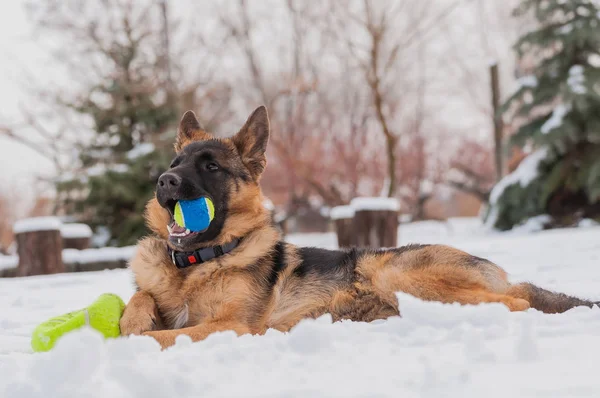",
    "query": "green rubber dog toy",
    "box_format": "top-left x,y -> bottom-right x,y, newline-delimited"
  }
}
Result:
31,293 -> 125,352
